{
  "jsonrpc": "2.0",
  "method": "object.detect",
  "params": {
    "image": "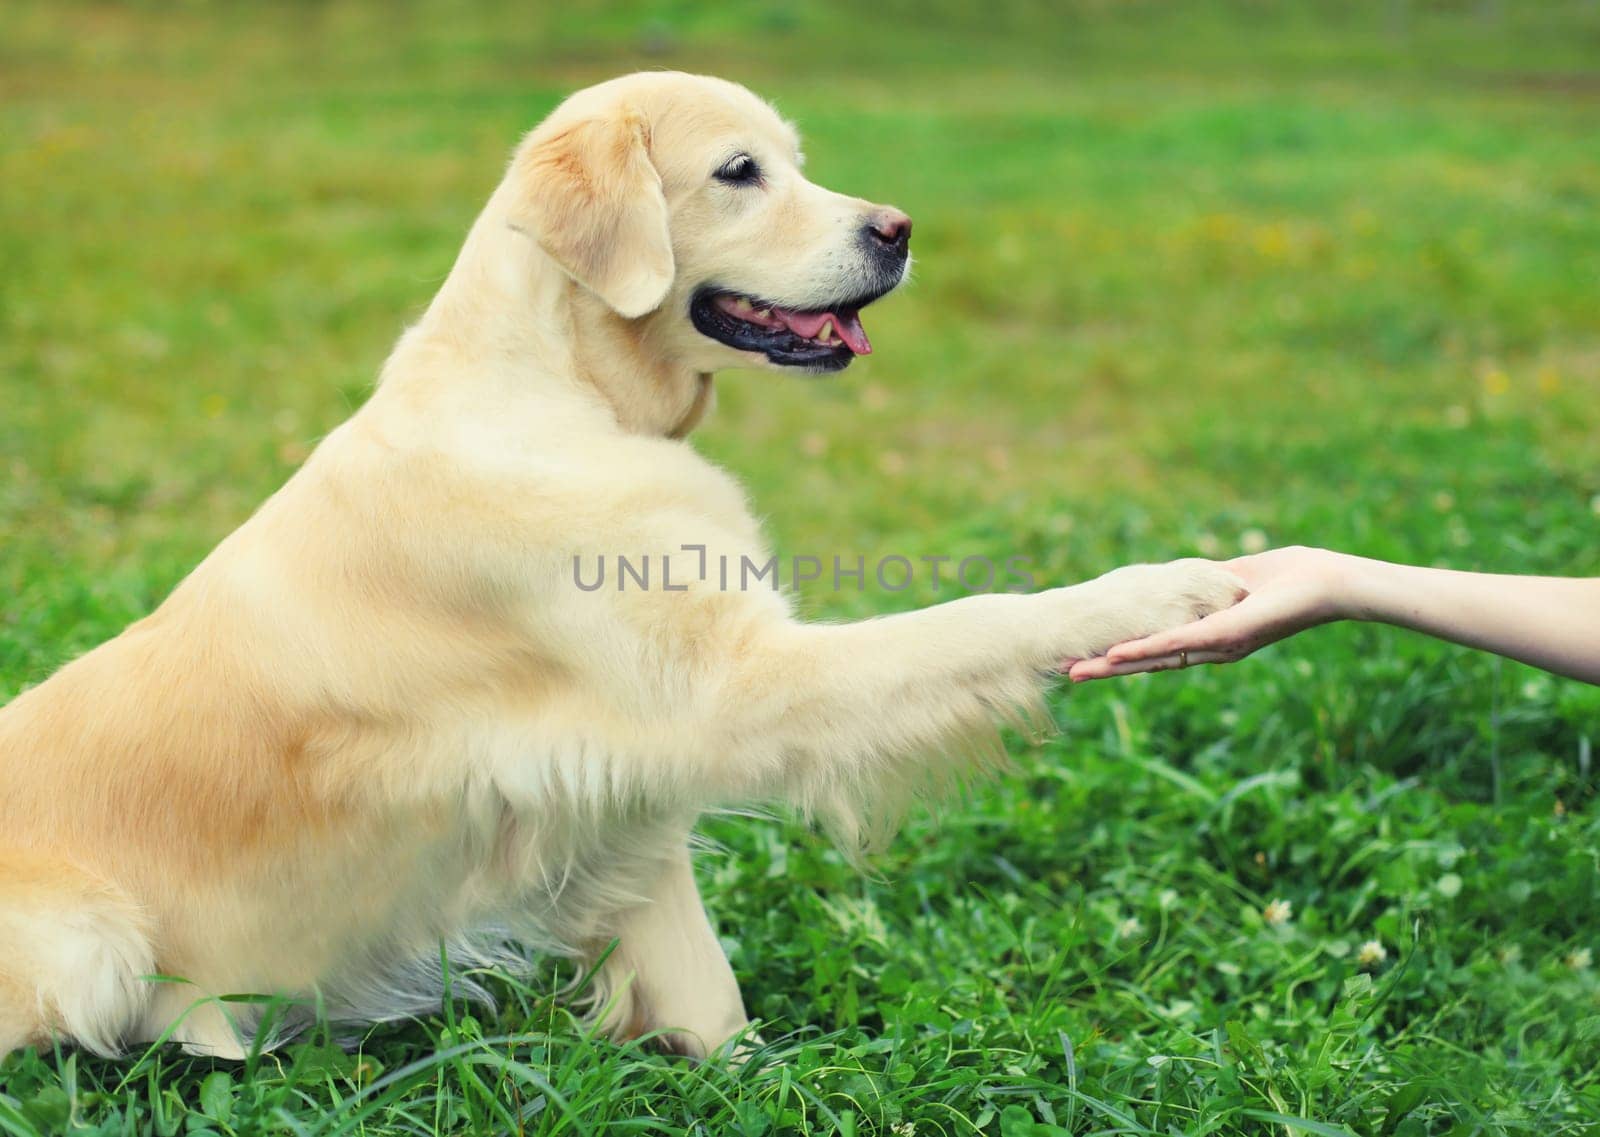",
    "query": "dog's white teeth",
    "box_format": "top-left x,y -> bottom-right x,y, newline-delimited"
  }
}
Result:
756,308 -> 772,320
733,297 -> 753,313
817,319 -> 834,343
